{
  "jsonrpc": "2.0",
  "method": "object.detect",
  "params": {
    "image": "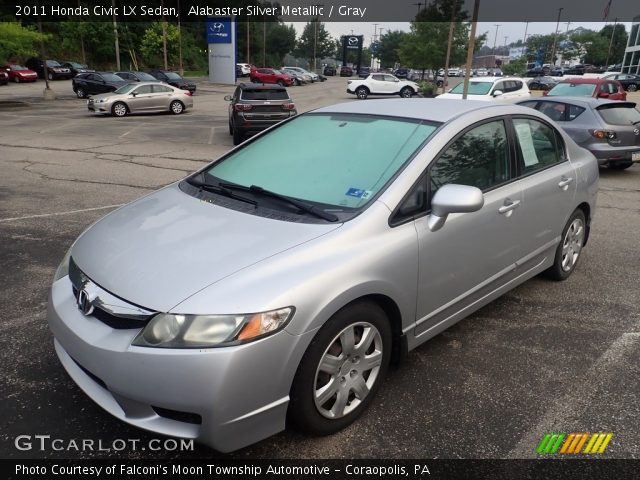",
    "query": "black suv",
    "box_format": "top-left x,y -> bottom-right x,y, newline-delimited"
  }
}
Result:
25,58 -> 72,80
323,65 -> 336,76
225,83 -> 297,145
148,70 -> 196,93
72,72 -> 128,98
